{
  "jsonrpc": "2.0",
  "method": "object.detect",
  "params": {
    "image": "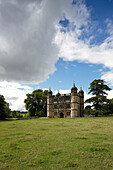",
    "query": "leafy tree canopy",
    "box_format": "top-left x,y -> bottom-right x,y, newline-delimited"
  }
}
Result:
5,103 -> 11,118
24,89 -> 48,117
85,79 -> 111,116
0,95 -> 11,120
